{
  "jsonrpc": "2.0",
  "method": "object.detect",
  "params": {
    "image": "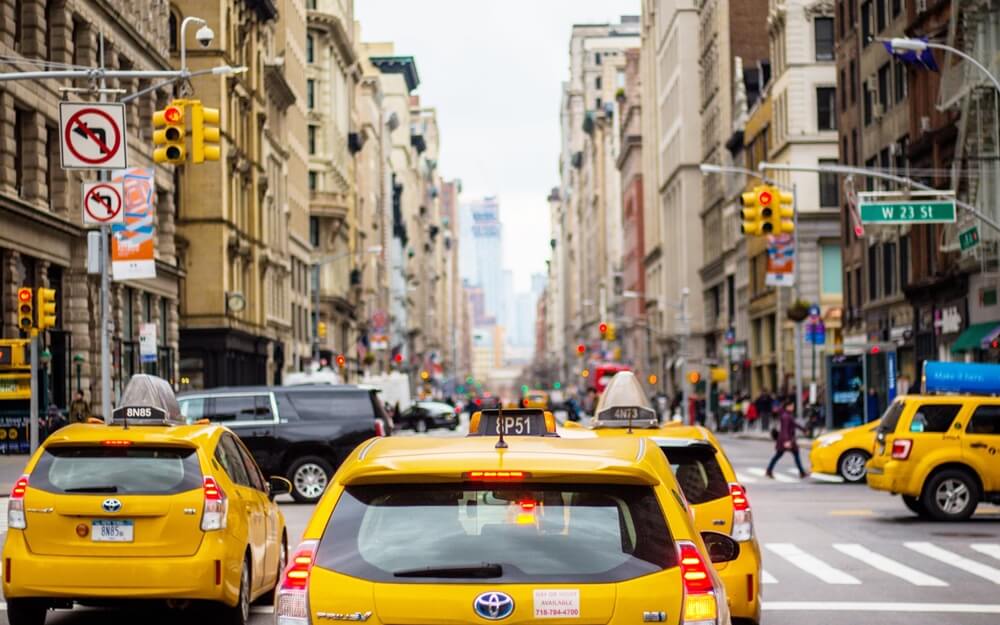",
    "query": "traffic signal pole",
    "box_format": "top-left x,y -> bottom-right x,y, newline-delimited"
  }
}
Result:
792,182 -> 803,426
29,331 -> 38,453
